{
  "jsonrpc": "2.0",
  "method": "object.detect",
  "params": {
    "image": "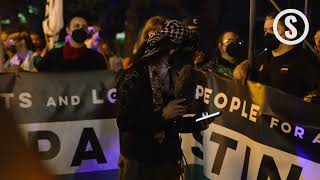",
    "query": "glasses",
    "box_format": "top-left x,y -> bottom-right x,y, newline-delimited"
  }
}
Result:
222,39 -> 242,46
222,39 -> 237,46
